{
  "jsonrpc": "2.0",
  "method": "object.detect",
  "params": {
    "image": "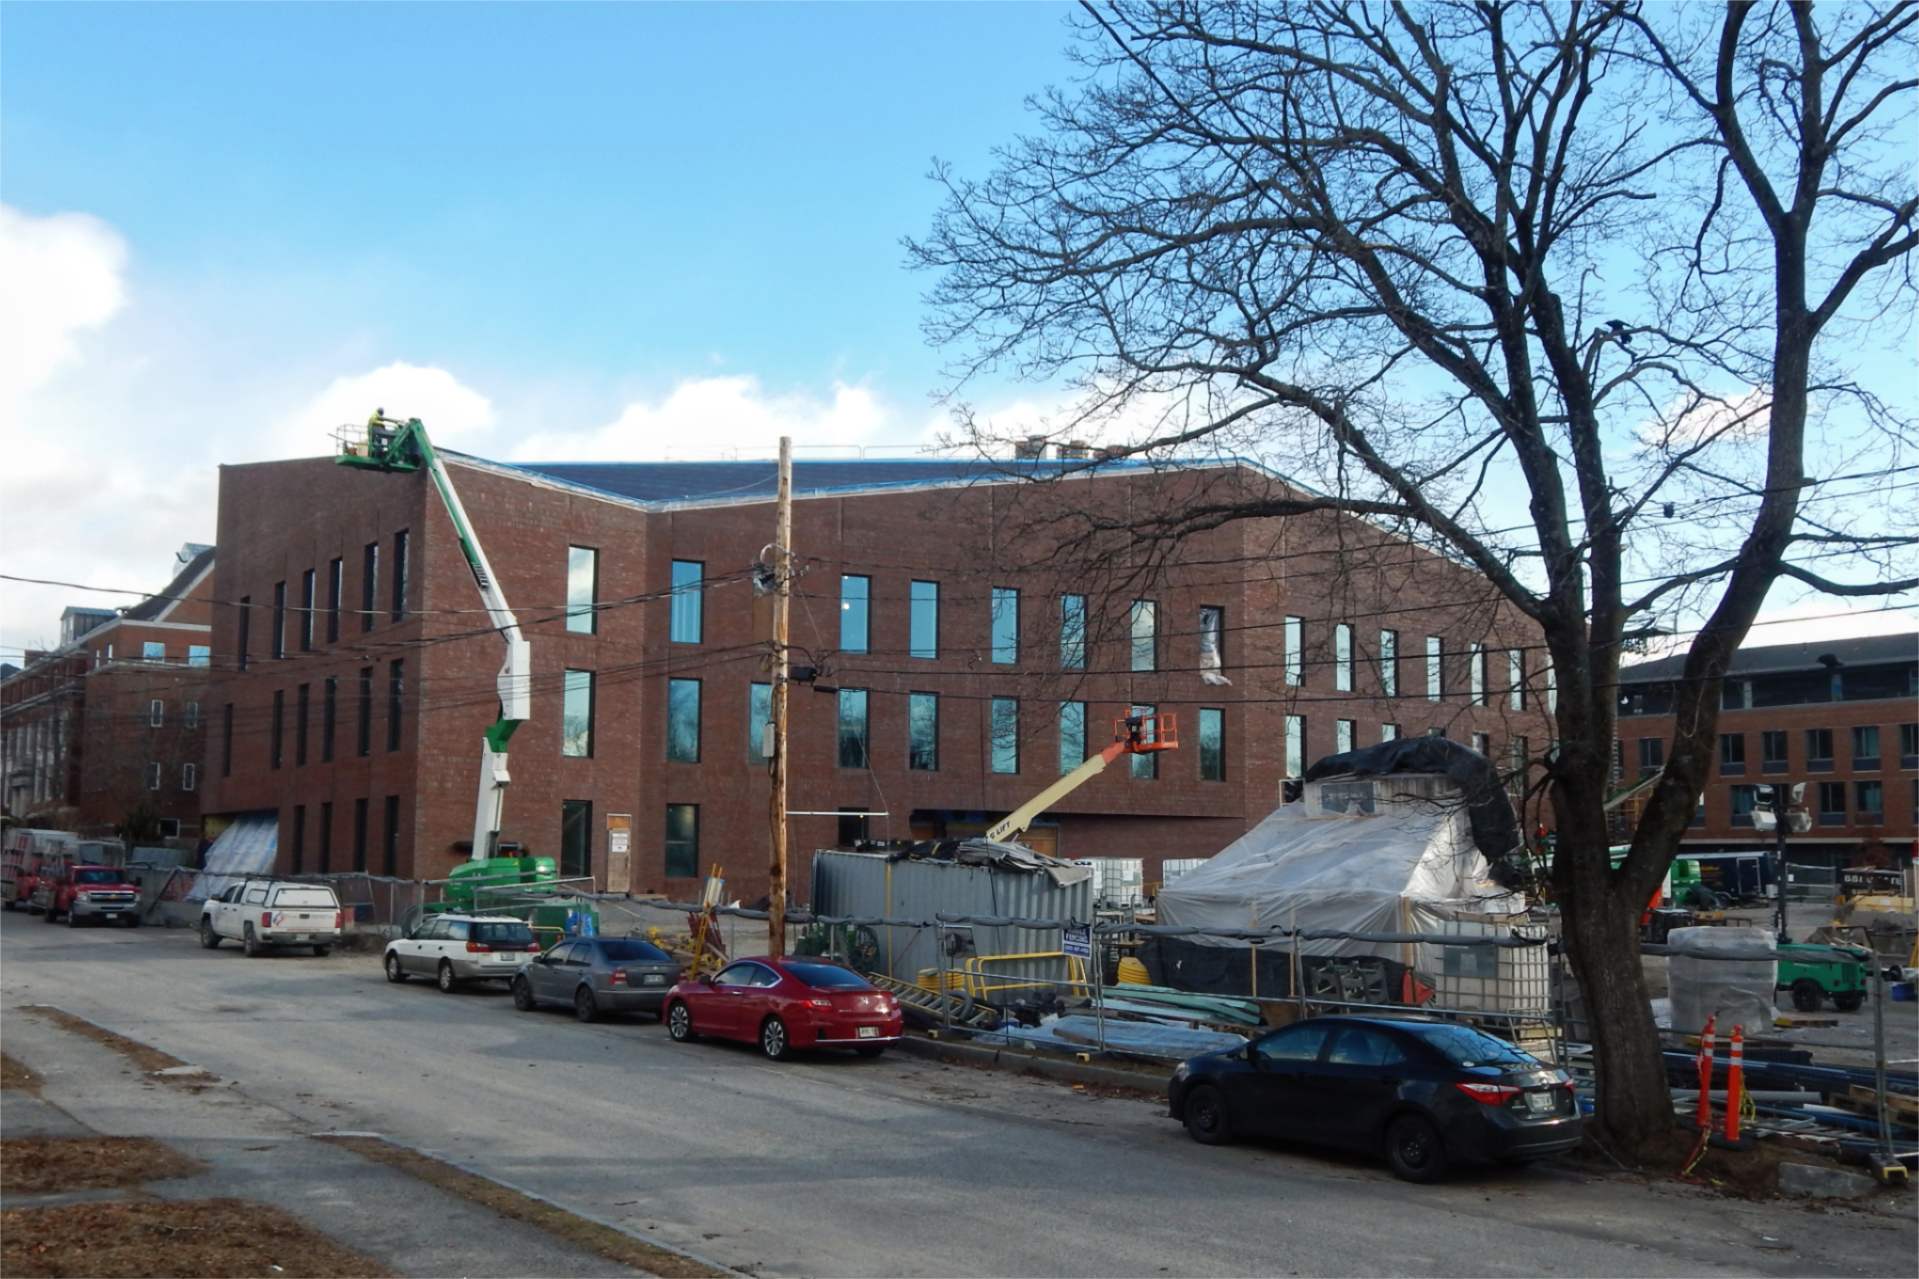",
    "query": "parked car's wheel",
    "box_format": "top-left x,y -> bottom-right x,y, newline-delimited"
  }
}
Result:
66,907 -> 82,928
199,919 -> 221,949
1385,1115 -> 1449,1184
436,960 -> 459,993
1833,990 -> 1865,1013
242,925 -> 263,958
511,976 -> 536,1011
40,903 -> 58,923
1791,978 -> 1824,1012
384,951 -> 408,983
3,895 -> 15,911
574,986 -> 600,1023
125,914 -> 141,928
855,1044 -> 886,1059
1182,1084 -> 1234,1145
759,1016 -> 792,1061
311,944 -> 329,956
665,1001 -> 696,1042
